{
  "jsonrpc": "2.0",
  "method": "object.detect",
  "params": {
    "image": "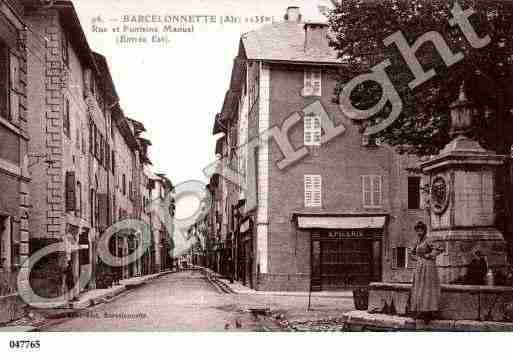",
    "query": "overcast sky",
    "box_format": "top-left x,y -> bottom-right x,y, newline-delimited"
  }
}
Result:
73,0 -> 329,186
